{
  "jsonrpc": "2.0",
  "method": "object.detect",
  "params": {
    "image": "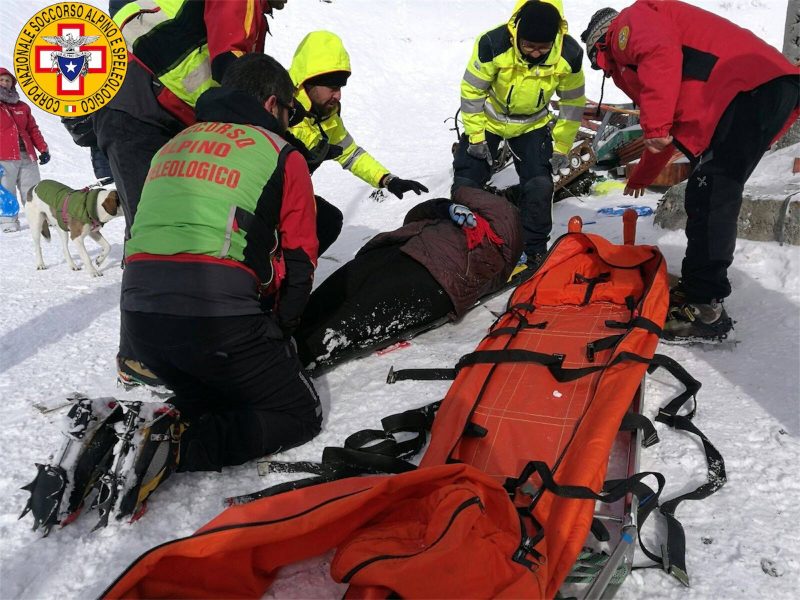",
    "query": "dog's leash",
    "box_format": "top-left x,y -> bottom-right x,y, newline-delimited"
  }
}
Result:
88,177 -> 114,189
